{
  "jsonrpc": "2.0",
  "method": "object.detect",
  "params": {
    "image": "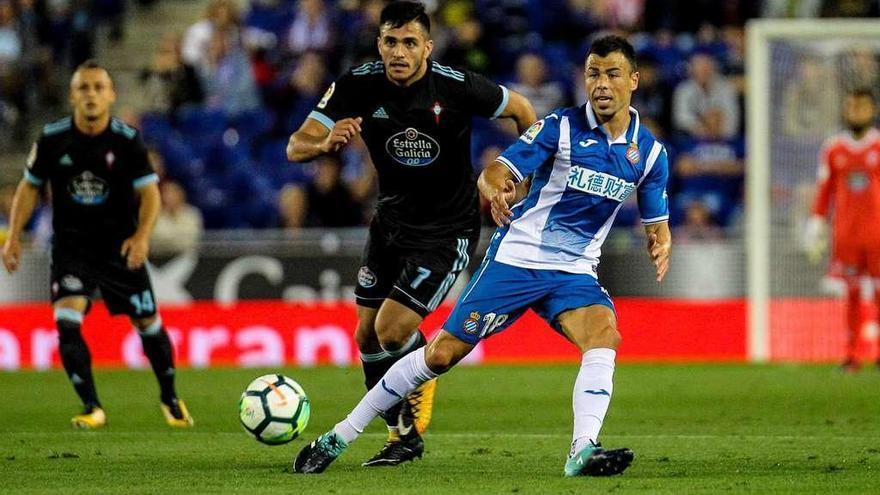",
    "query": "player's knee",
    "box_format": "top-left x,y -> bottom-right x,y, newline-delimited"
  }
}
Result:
570,323 -> 620,352
375,320 -> 413,352
354,319 -> 377,350
132,316 -> 162,336
54,307 -> 84,340
424,343 -> 457,374
589,325 -> 621,351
